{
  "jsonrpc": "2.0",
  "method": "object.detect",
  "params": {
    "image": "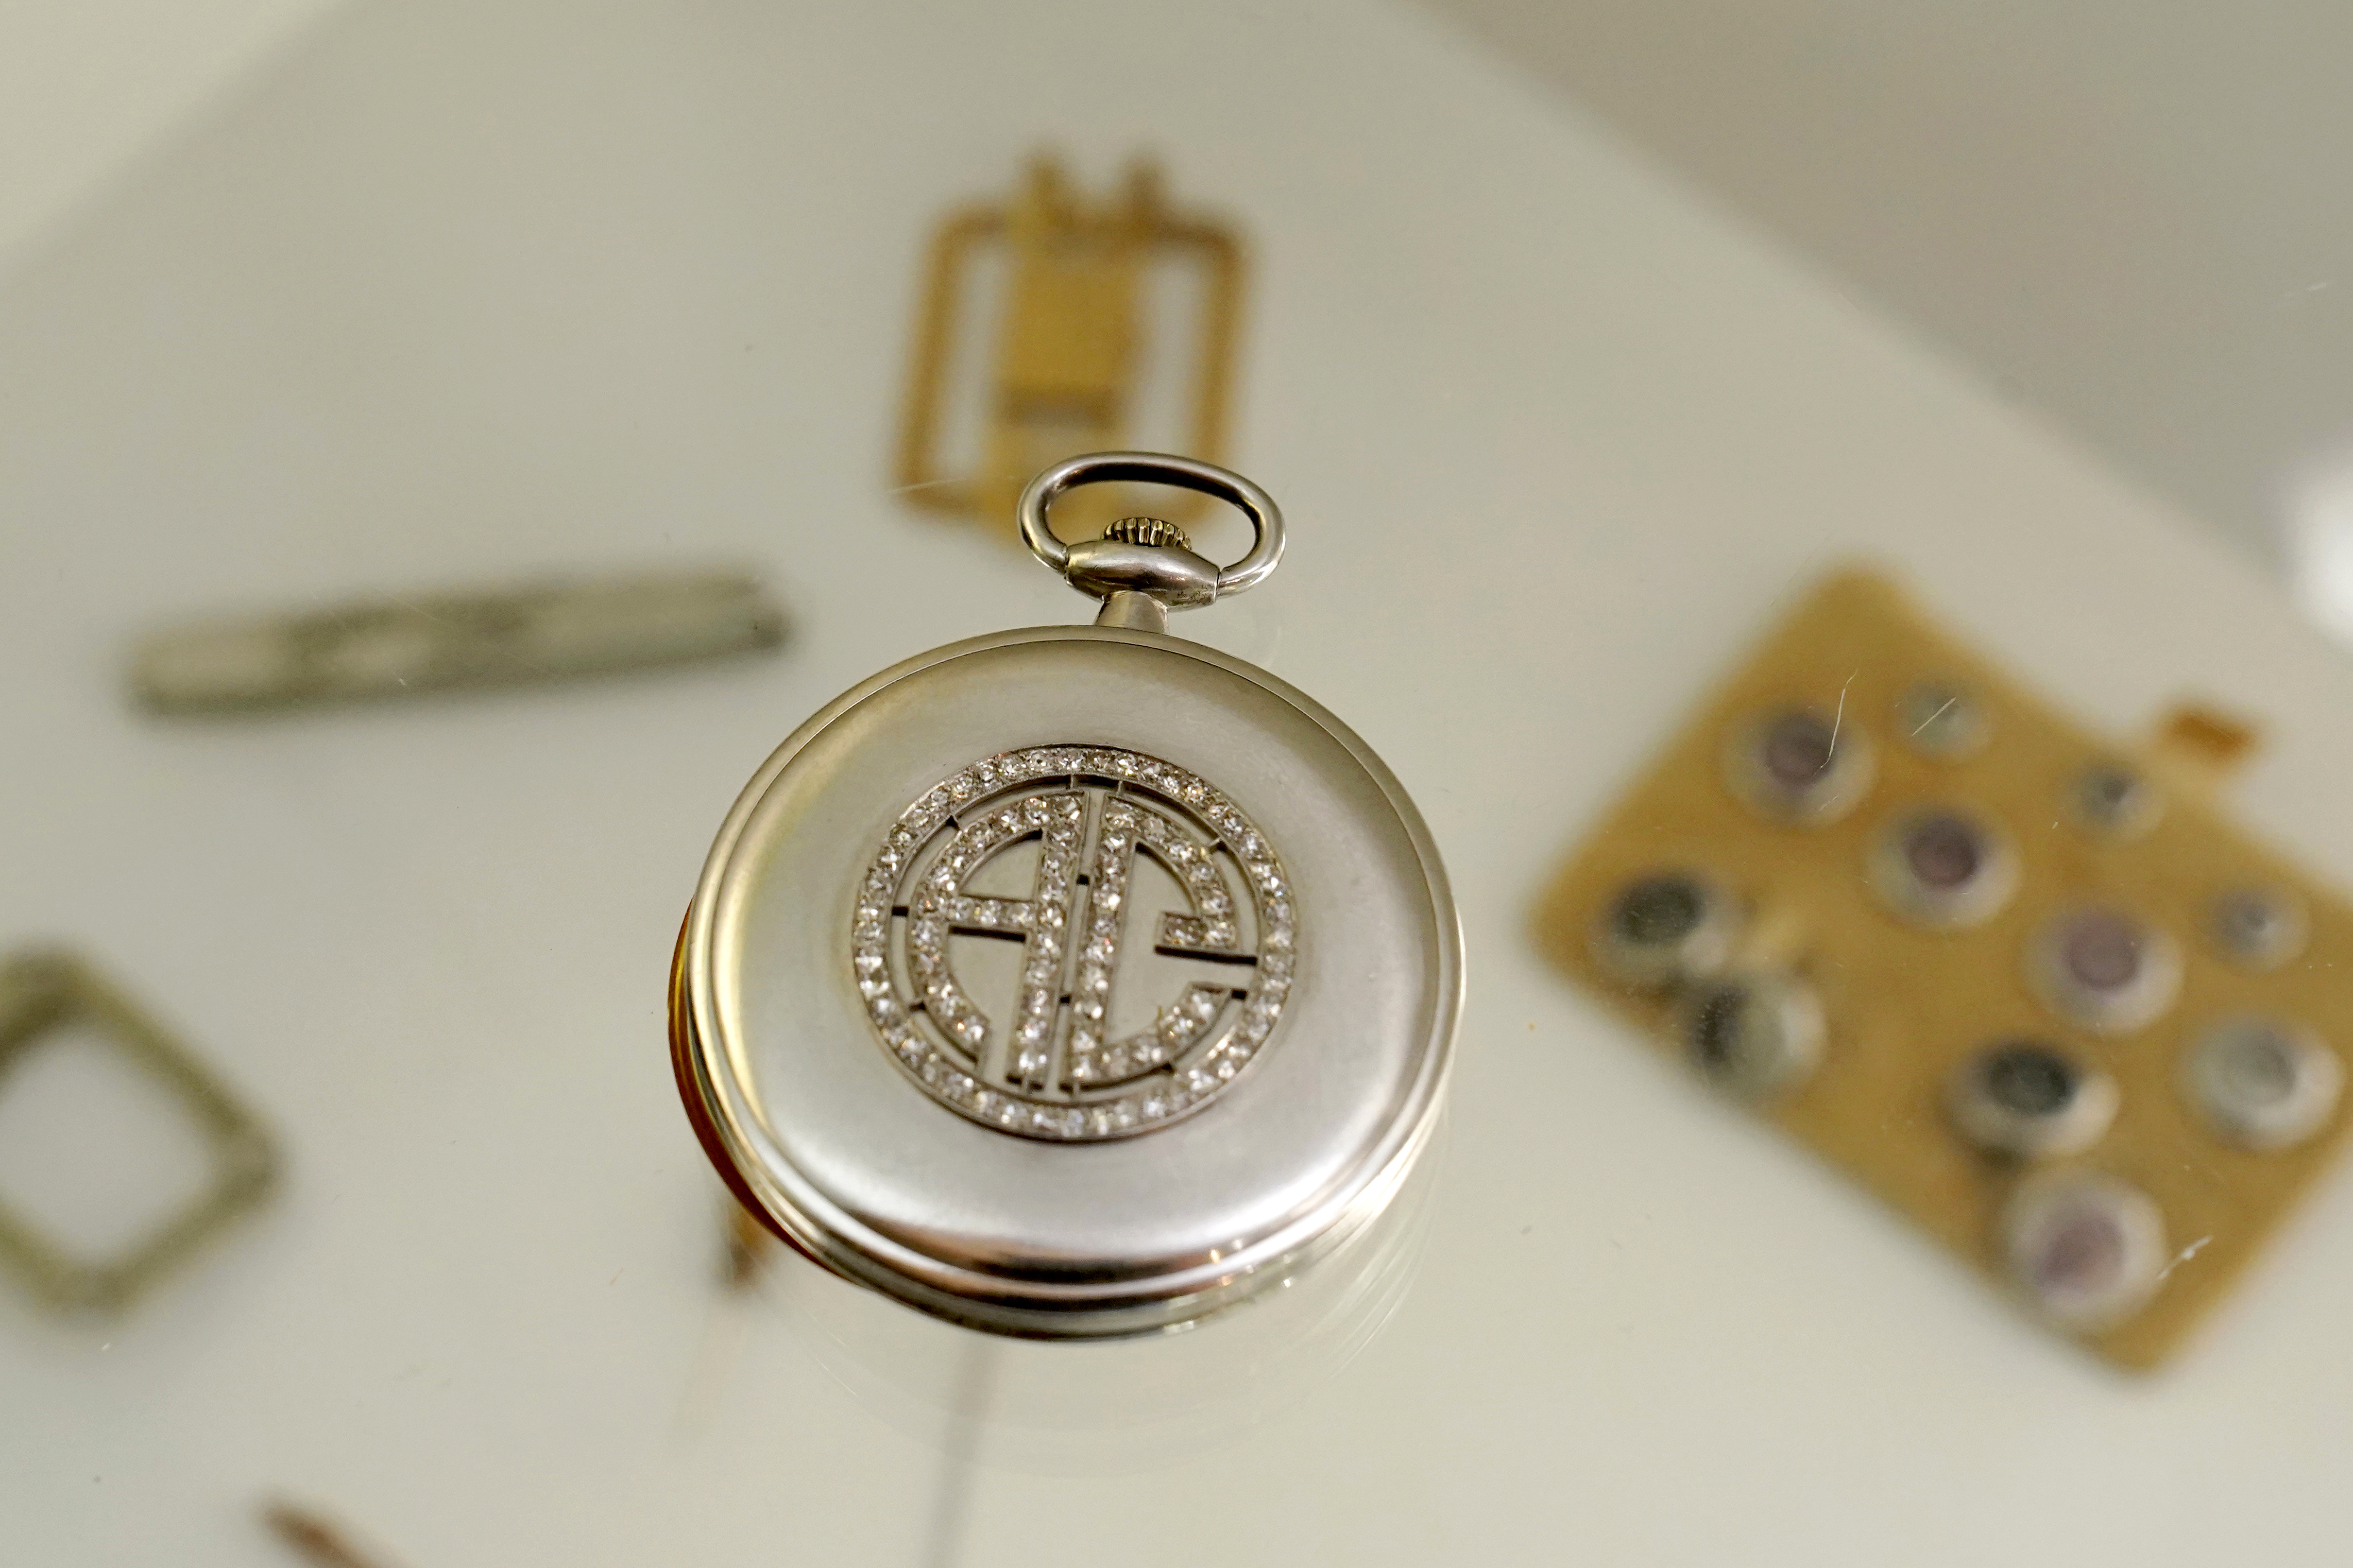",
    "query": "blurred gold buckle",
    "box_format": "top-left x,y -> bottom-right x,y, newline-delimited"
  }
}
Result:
0,950 -> 276,1313
897,154 -> 1244,539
